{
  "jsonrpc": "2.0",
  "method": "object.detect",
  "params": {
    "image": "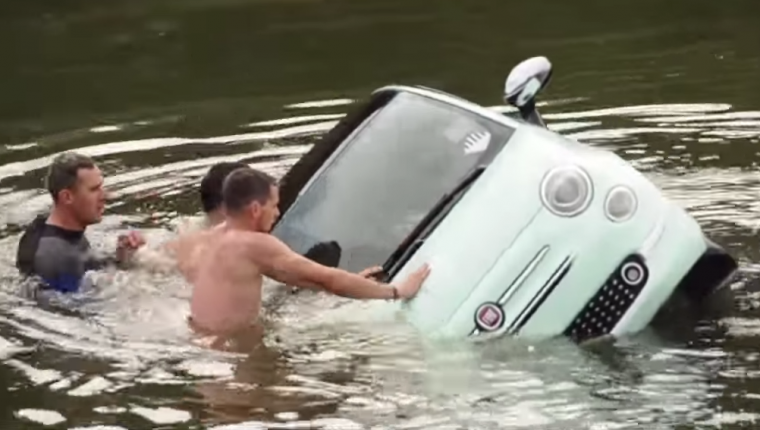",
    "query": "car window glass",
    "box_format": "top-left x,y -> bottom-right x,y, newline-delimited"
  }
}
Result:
273,91 -> 516,272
